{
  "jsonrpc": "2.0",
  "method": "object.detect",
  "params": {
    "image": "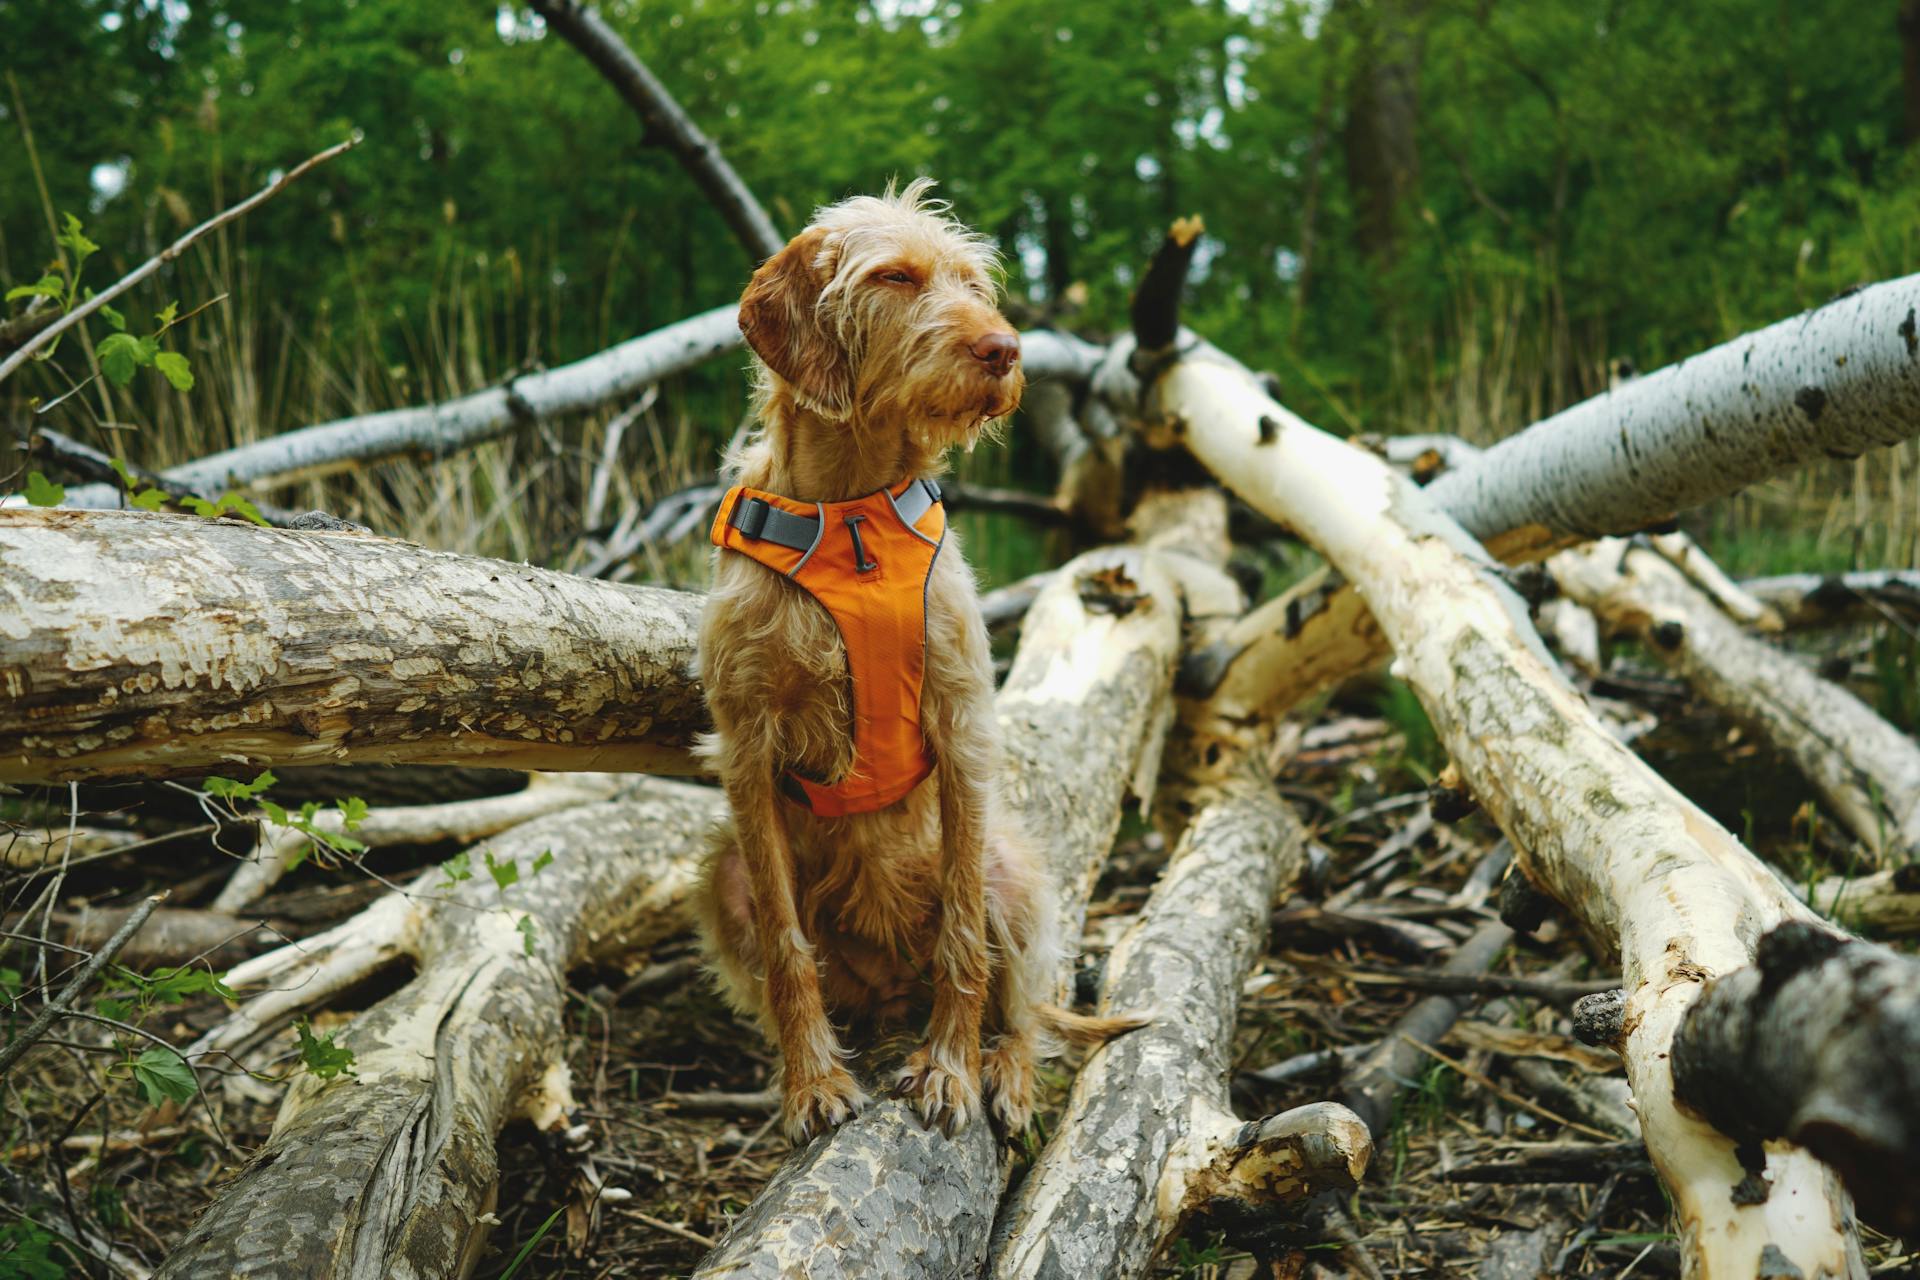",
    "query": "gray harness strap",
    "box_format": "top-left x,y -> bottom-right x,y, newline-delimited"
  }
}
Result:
729,478 -> 941,552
